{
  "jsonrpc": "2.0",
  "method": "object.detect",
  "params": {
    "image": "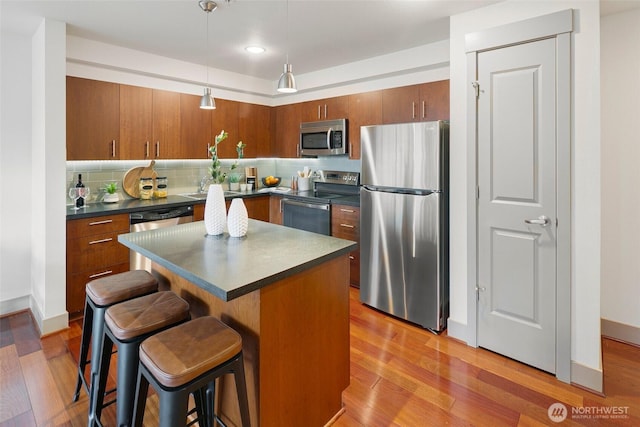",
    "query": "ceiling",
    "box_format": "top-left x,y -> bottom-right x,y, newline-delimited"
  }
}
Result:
2,0 -> 639,83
